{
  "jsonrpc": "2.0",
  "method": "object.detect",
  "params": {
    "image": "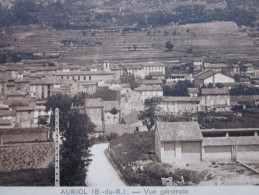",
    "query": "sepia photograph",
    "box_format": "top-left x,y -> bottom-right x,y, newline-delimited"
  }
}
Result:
0,0 -> 258,194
